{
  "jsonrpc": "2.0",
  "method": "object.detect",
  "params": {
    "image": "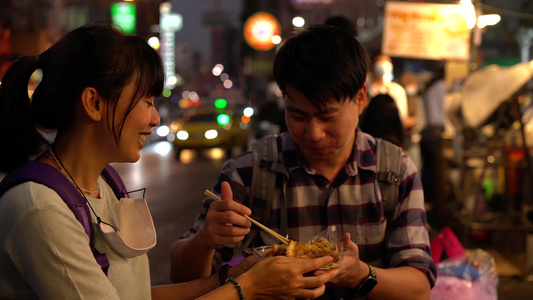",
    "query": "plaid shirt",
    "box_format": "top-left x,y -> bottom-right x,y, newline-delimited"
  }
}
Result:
182,128 -> 436,287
